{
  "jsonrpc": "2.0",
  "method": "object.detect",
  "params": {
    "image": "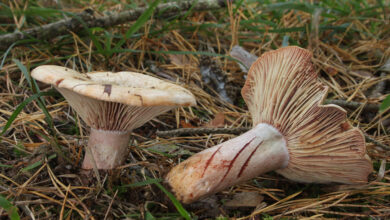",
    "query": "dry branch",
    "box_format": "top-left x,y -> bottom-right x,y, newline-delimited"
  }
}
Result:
156,127 -> 249,137
0,0 -> 229,50
157,127 -> 390,150
324,99 -> 379,112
